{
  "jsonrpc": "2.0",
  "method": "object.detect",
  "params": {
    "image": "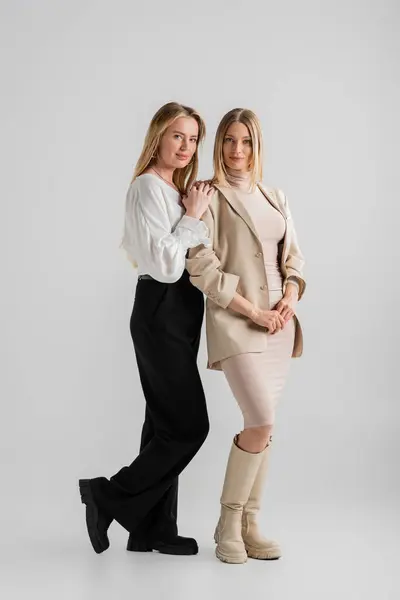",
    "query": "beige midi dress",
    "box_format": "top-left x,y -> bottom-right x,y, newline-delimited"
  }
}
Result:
220,186 -> 296,429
